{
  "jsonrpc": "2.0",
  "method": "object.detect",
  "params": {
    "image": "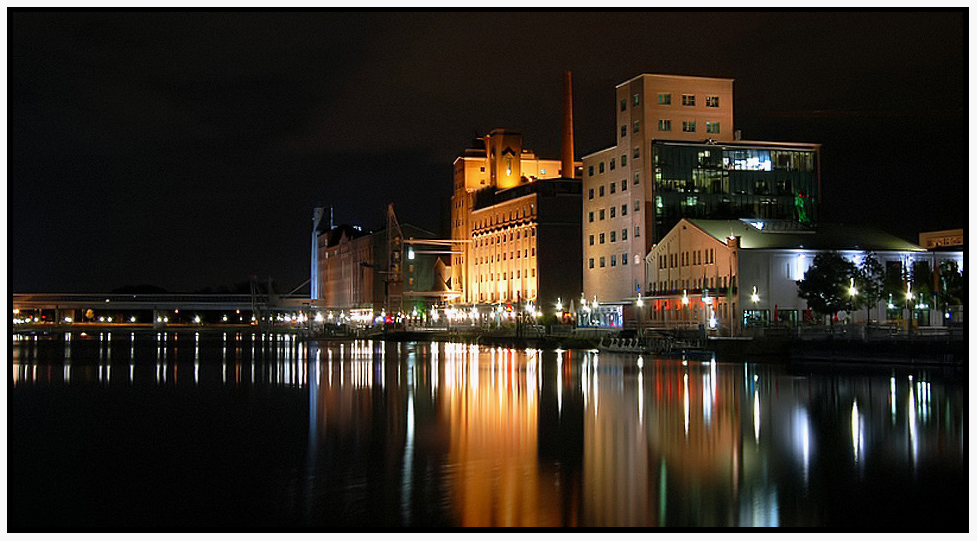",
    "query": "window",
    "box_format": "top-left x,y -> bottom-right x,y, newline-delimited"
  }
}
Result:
589,234 -> 594,245
610,158 -> 615,171
589,258 -> 594,269
599,233 -> 605,244
610,182 -> 616,194
588,211 -> 594,223
682,120 -> 696,132
599,185 -> 604,197
610,231 -> 616,242
621,155 -> 627,167
706,95 -> 719,107
599,209 -> 605,220
620,99 -> 626,111
657,92 -> 671,105
588,165 -> 594,176
621,125 -> 627,137
635,226 -> 640,237
622,253 -> 628,265
622,180 -> 627,191
706,121 -> 720,134
622,204 -> 627,216
633,146 -> 640,158
682,94 -> 695,106
634,172 -> 640,185
610,206 -> 616,218
599,162 -> 605,174
622,228 -> 627,240
611,255 -> 617,267
658,119 -> 671,131
633,93 -> 640,106
633,120 -> 640,133
588,188 -> 594,200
